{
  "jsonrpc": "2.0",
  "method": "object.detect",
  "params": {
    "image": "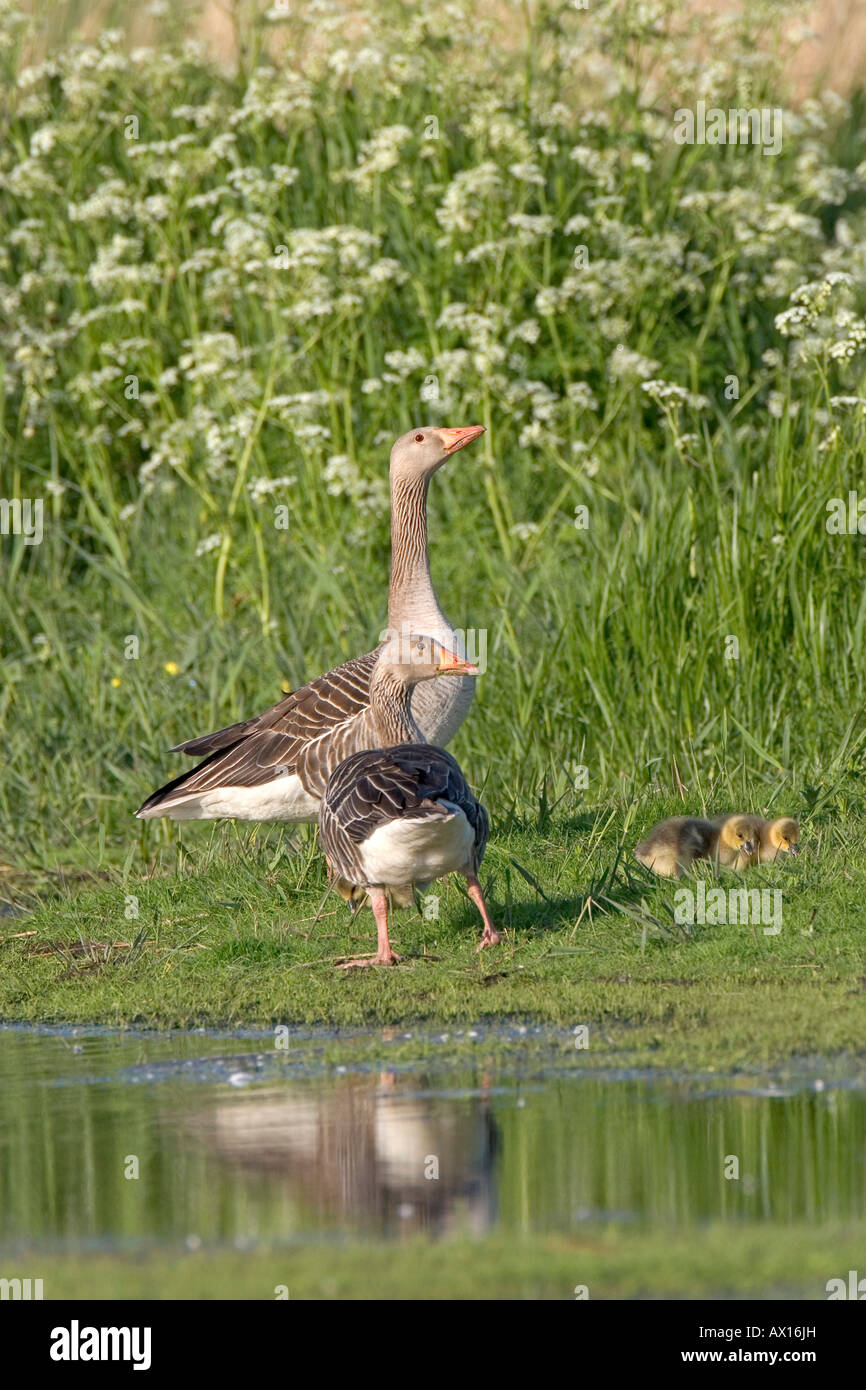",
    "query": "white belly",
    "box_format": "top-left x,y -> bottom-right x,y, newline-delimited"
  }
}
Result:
358,806 -> 475,888
151,773 -> 320,822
